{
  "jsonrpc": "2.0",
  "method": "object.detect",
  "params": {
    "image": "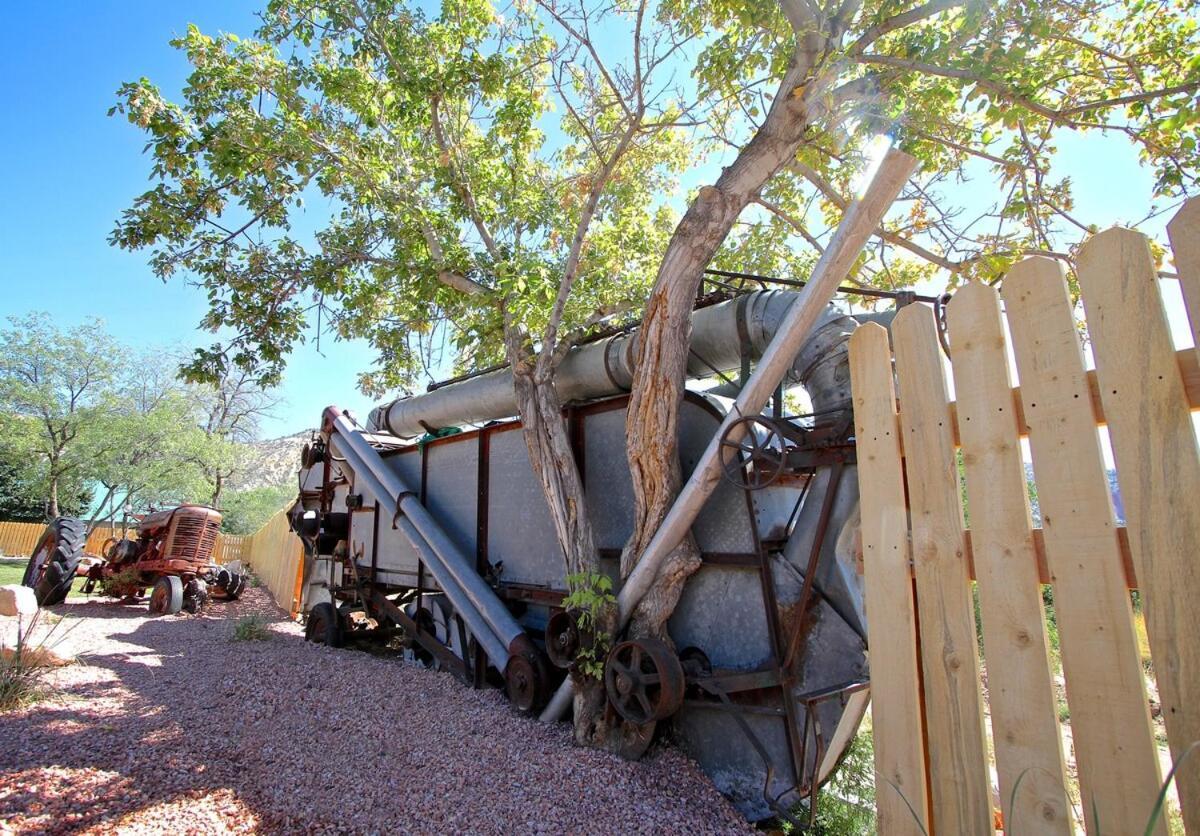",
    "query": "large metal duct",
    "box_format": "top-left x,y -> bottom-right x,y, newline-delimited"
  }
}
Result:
367,291 -> 854,437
